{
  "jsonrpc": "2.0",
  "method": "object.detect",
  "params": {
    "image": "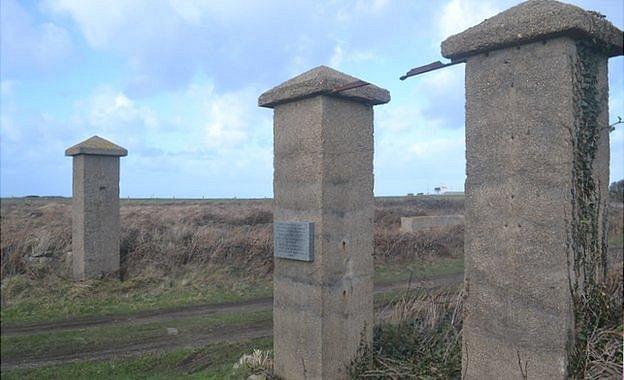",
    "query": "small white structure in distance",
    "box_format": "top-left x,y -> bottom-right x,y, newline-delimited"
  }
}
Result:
434,184 -> 448,194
